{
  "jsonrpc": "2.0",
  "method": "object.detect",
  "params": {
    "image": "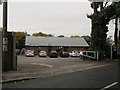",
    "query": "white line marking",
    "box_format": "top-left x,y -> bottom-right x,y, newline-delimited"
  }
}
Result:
84,64 -> 111,71
100,82 -> 118,90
